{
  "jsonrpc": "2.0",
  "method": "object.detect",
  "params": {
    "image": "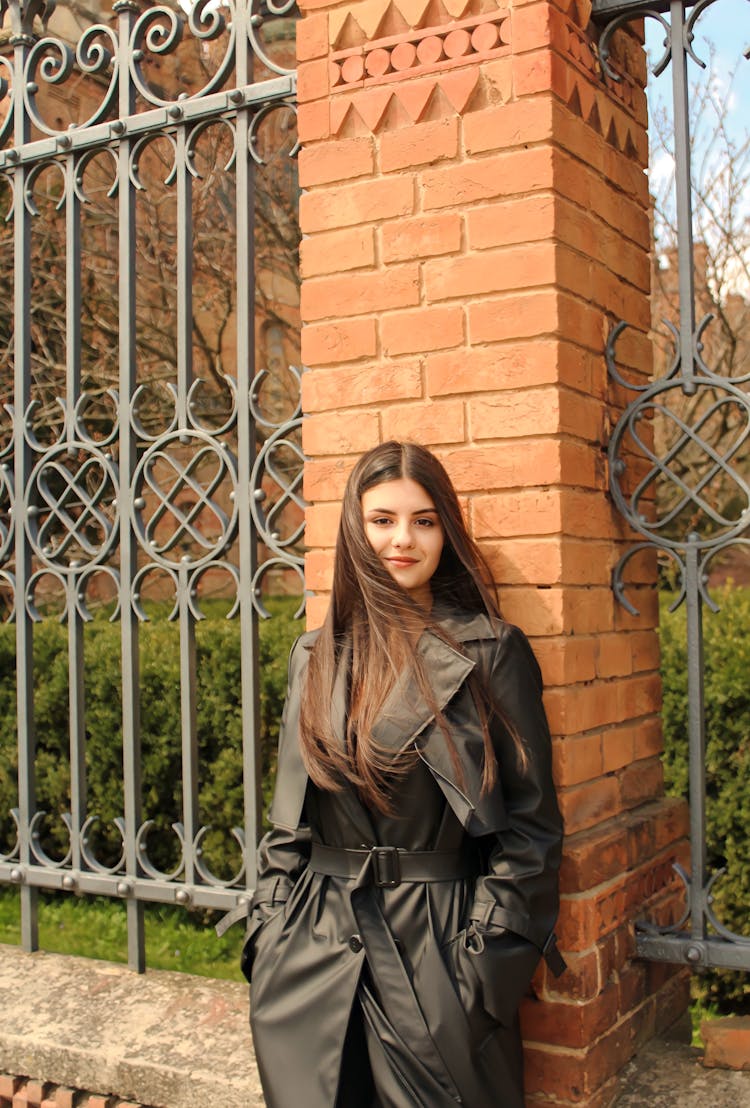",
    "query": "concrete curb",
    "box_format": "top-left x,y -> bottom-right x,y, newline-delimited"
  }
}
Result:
615,1032 -> 750,1106
0,945 -> 263,1108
